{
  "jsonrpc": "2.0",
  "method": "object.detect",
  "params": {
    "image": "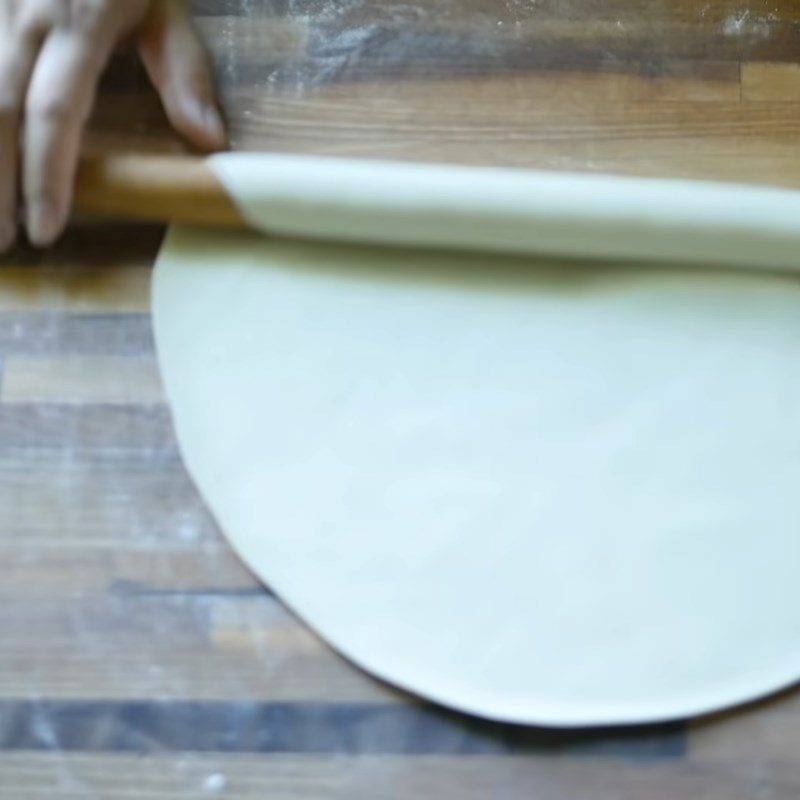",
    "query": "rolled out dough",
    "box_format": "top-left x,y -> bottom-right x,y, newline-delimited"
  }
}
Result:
153,156 -> 800,727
